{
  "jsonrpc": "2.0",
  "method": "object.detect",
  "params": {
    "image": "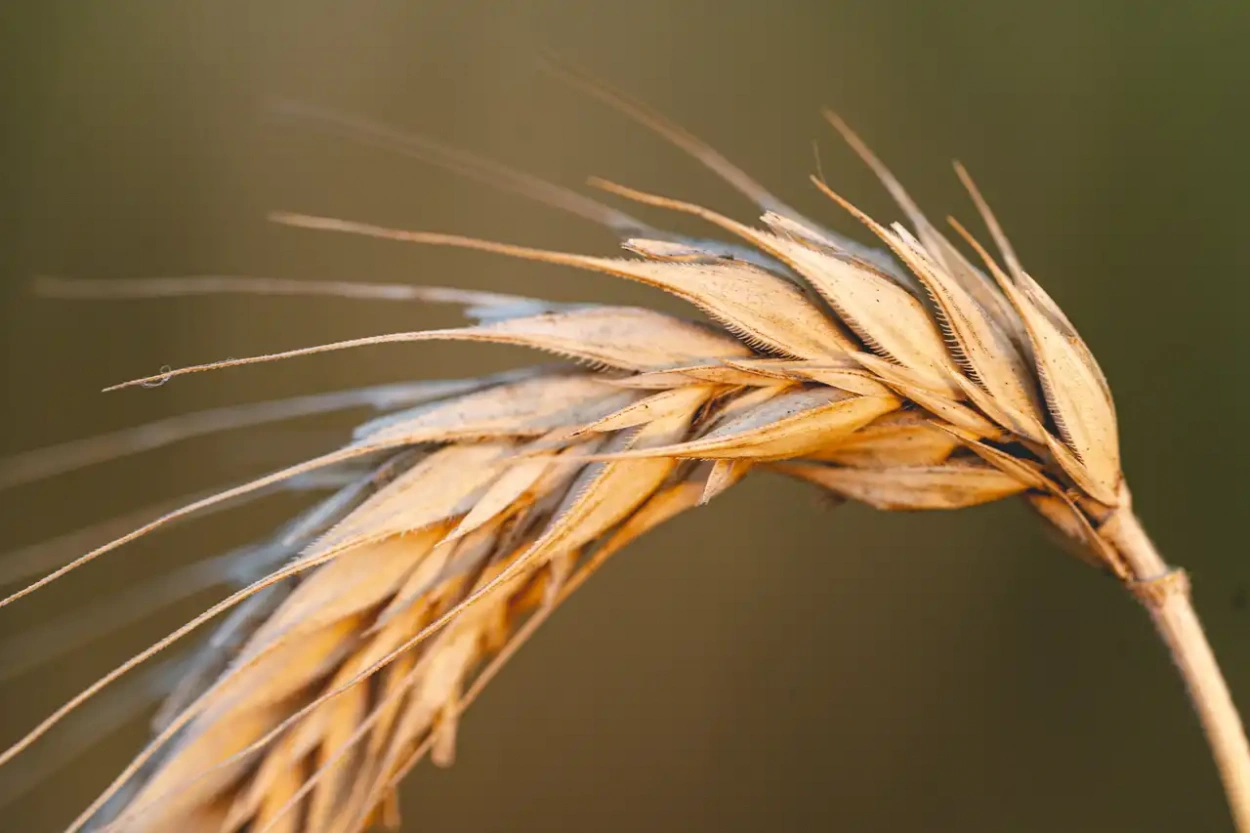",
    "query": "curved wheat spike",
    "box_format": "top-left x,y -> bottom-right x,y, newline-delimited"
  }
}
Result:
7,86 -> 1248,833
